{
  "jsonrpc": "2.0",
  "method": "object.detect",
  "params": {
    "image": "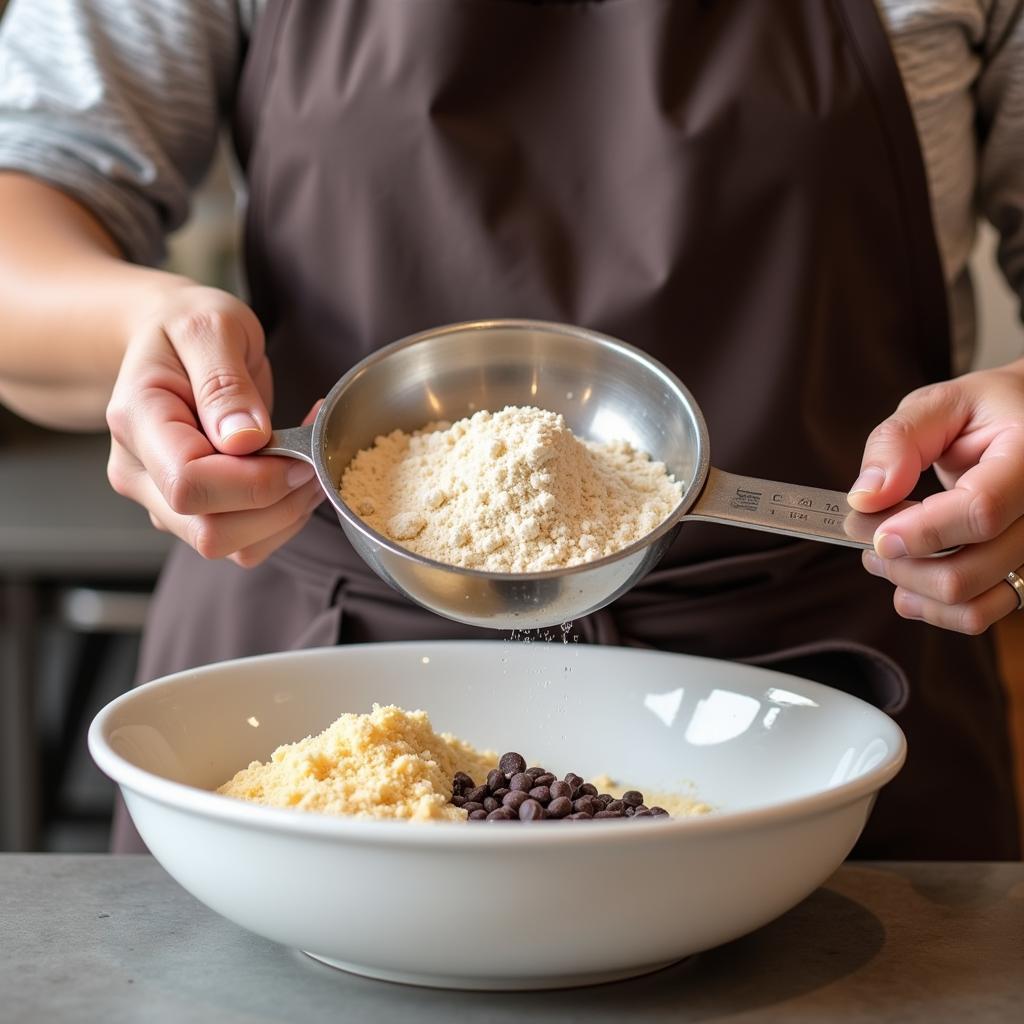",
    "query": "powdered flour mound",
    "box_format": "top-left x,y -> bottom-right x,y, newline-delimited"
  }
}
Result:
338,405 -> 683,572
217,704 -> 496,821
